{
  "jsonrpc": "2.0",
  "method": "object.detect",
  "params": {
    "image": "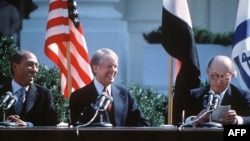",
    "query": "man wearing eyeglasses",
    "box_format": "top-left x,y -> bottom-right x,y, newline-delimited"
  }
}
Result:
183,55 -> 250,126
